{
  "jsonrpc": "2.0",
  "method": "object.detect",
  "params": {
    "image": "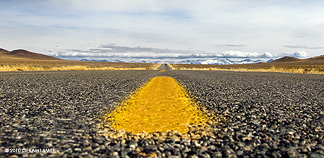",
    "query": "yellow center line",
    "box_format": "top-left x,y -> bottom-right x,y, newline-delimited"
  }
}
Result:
106,76 -> 207,134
